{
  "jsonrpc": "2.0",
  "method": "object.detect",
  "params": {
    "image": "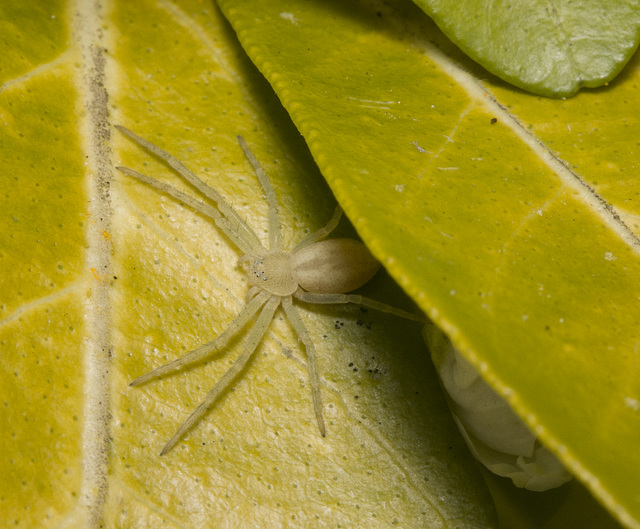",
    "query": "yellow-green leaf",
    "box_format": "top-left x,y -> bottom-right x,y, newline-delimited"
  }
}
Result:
1,0 -> 499,527
215,0 -> 640,528
0,2 -> 87,527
